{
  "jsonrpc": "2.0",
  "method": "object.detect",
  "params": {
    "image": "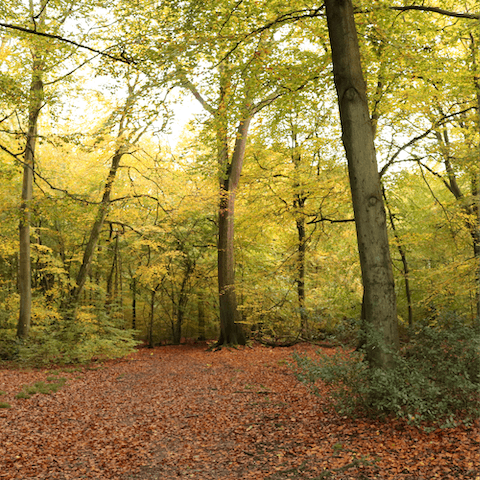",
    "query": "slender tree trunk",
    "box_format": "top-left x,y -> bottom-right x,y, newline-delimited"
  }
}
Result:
473,225 -> 480,322
173,258 -> 194,344
149,288 -> 156,348
69,147 -> 126,307
383,190 -> 414,326
217,117 -> 252,345
434,125 -> 480,321
295,214 -> 307,331
172,312 -> 182,344
291,139 -> 308,334
105,234 -> 119,309
325,0 -> 399,368
473,31 -> 480,323
17,56 -> 44,339
131,276 -> 137,330
197,290 -> 206,341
